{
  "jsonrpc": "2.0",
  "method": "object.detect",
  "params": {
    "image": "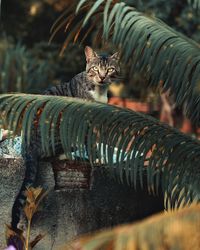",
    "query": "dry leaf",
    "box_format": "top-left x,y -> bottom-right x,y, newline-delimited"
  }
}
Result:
30,234 -> 45,248
24,187 -> 48,220
5,224 -> 25,250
